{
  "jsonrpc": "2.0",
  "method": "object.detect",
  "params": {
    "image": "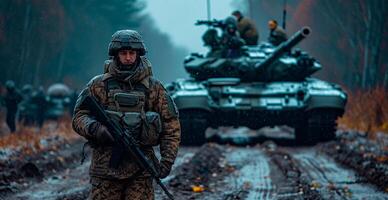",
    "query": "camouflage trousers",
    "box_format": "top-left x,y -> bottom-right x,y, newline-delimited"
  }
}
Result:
89,176 -> 154,200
